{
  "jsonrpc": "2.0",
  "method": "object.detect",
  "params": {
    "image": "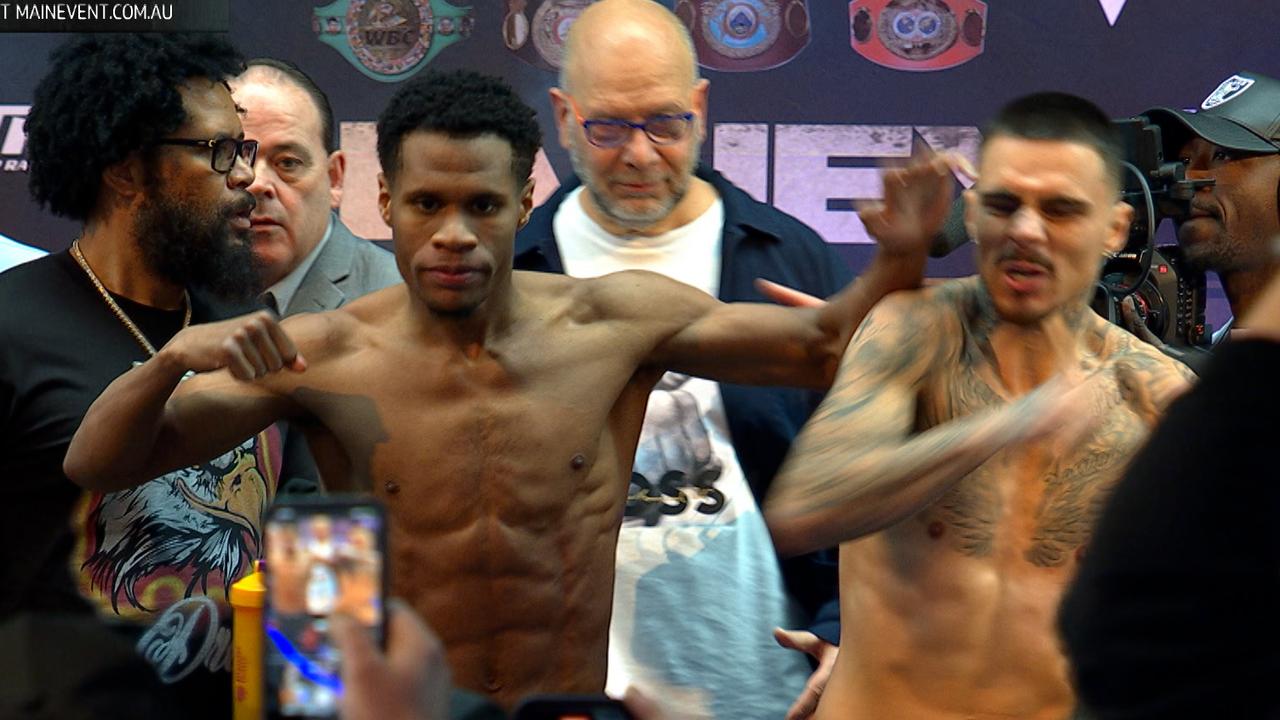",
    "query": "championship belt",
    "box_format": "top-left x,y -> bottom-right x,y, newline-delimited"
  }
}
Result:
312,0 -> 474,83
504,0 -> 600,72
674,0 -> 810,72
849,0 -> 985,72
